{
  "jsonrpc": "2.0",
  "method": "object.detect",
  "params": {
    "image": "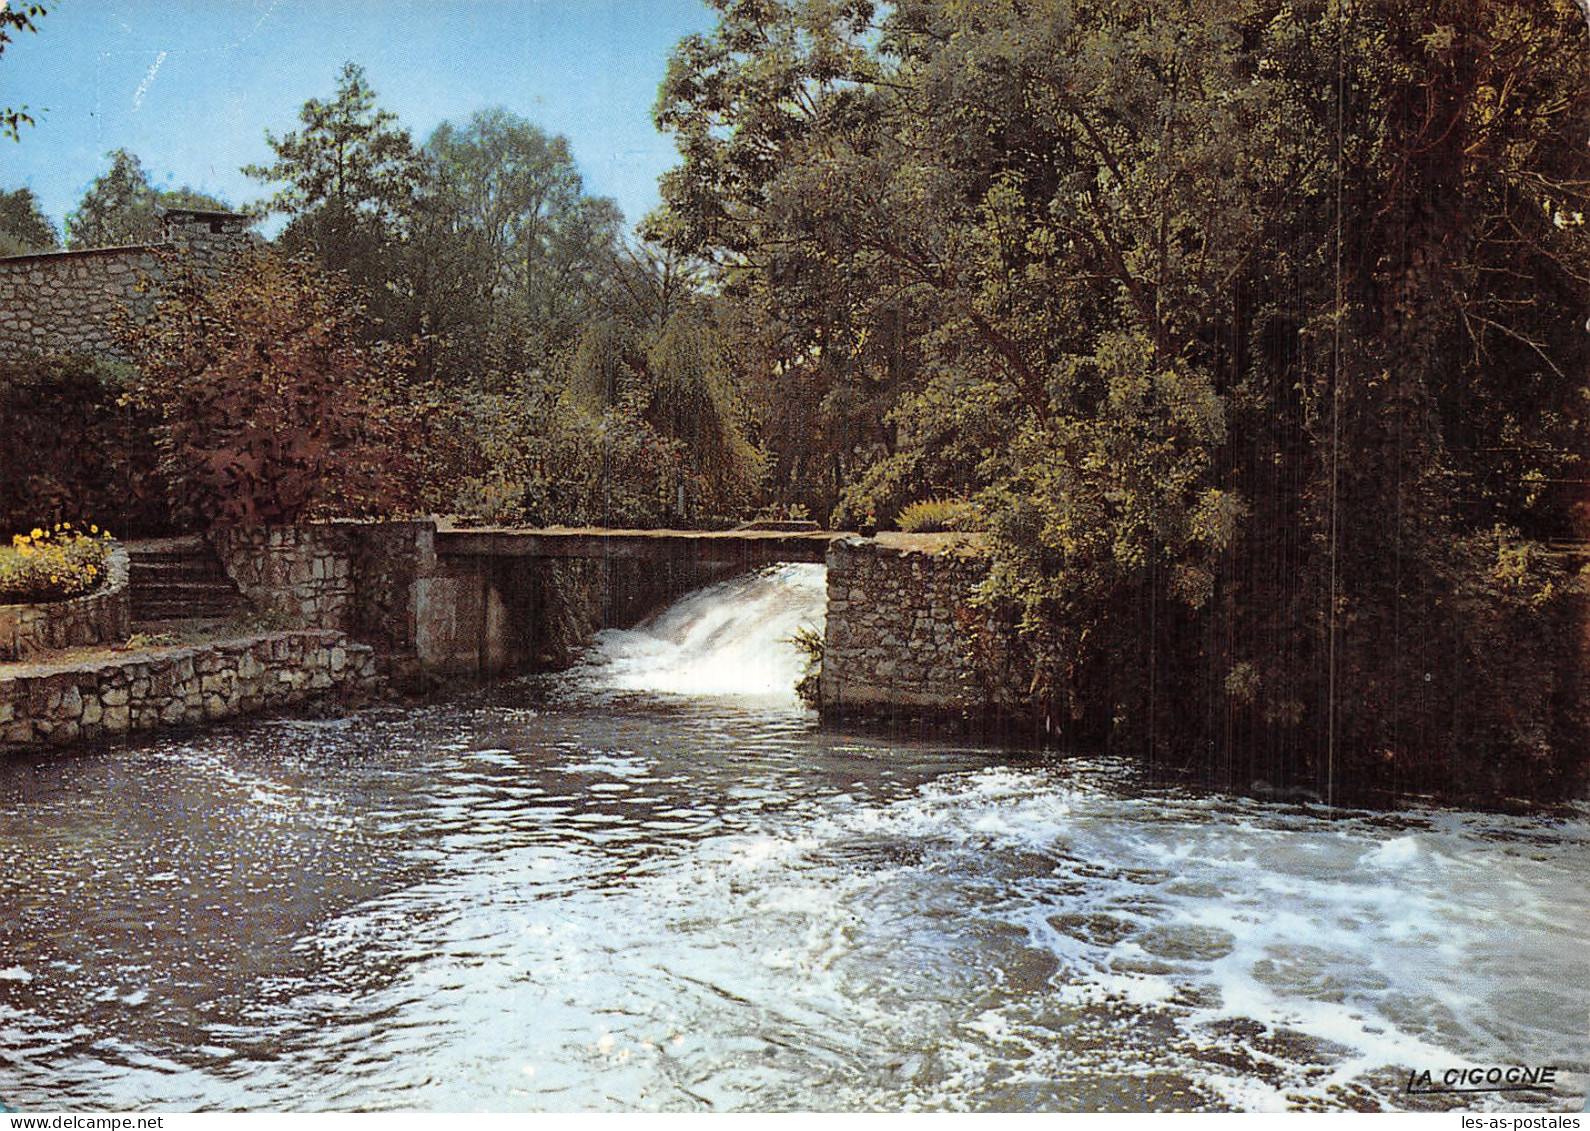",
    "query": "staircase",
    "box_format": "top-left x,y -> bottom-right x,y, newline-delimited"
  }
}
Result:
126,536 -> 244,624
